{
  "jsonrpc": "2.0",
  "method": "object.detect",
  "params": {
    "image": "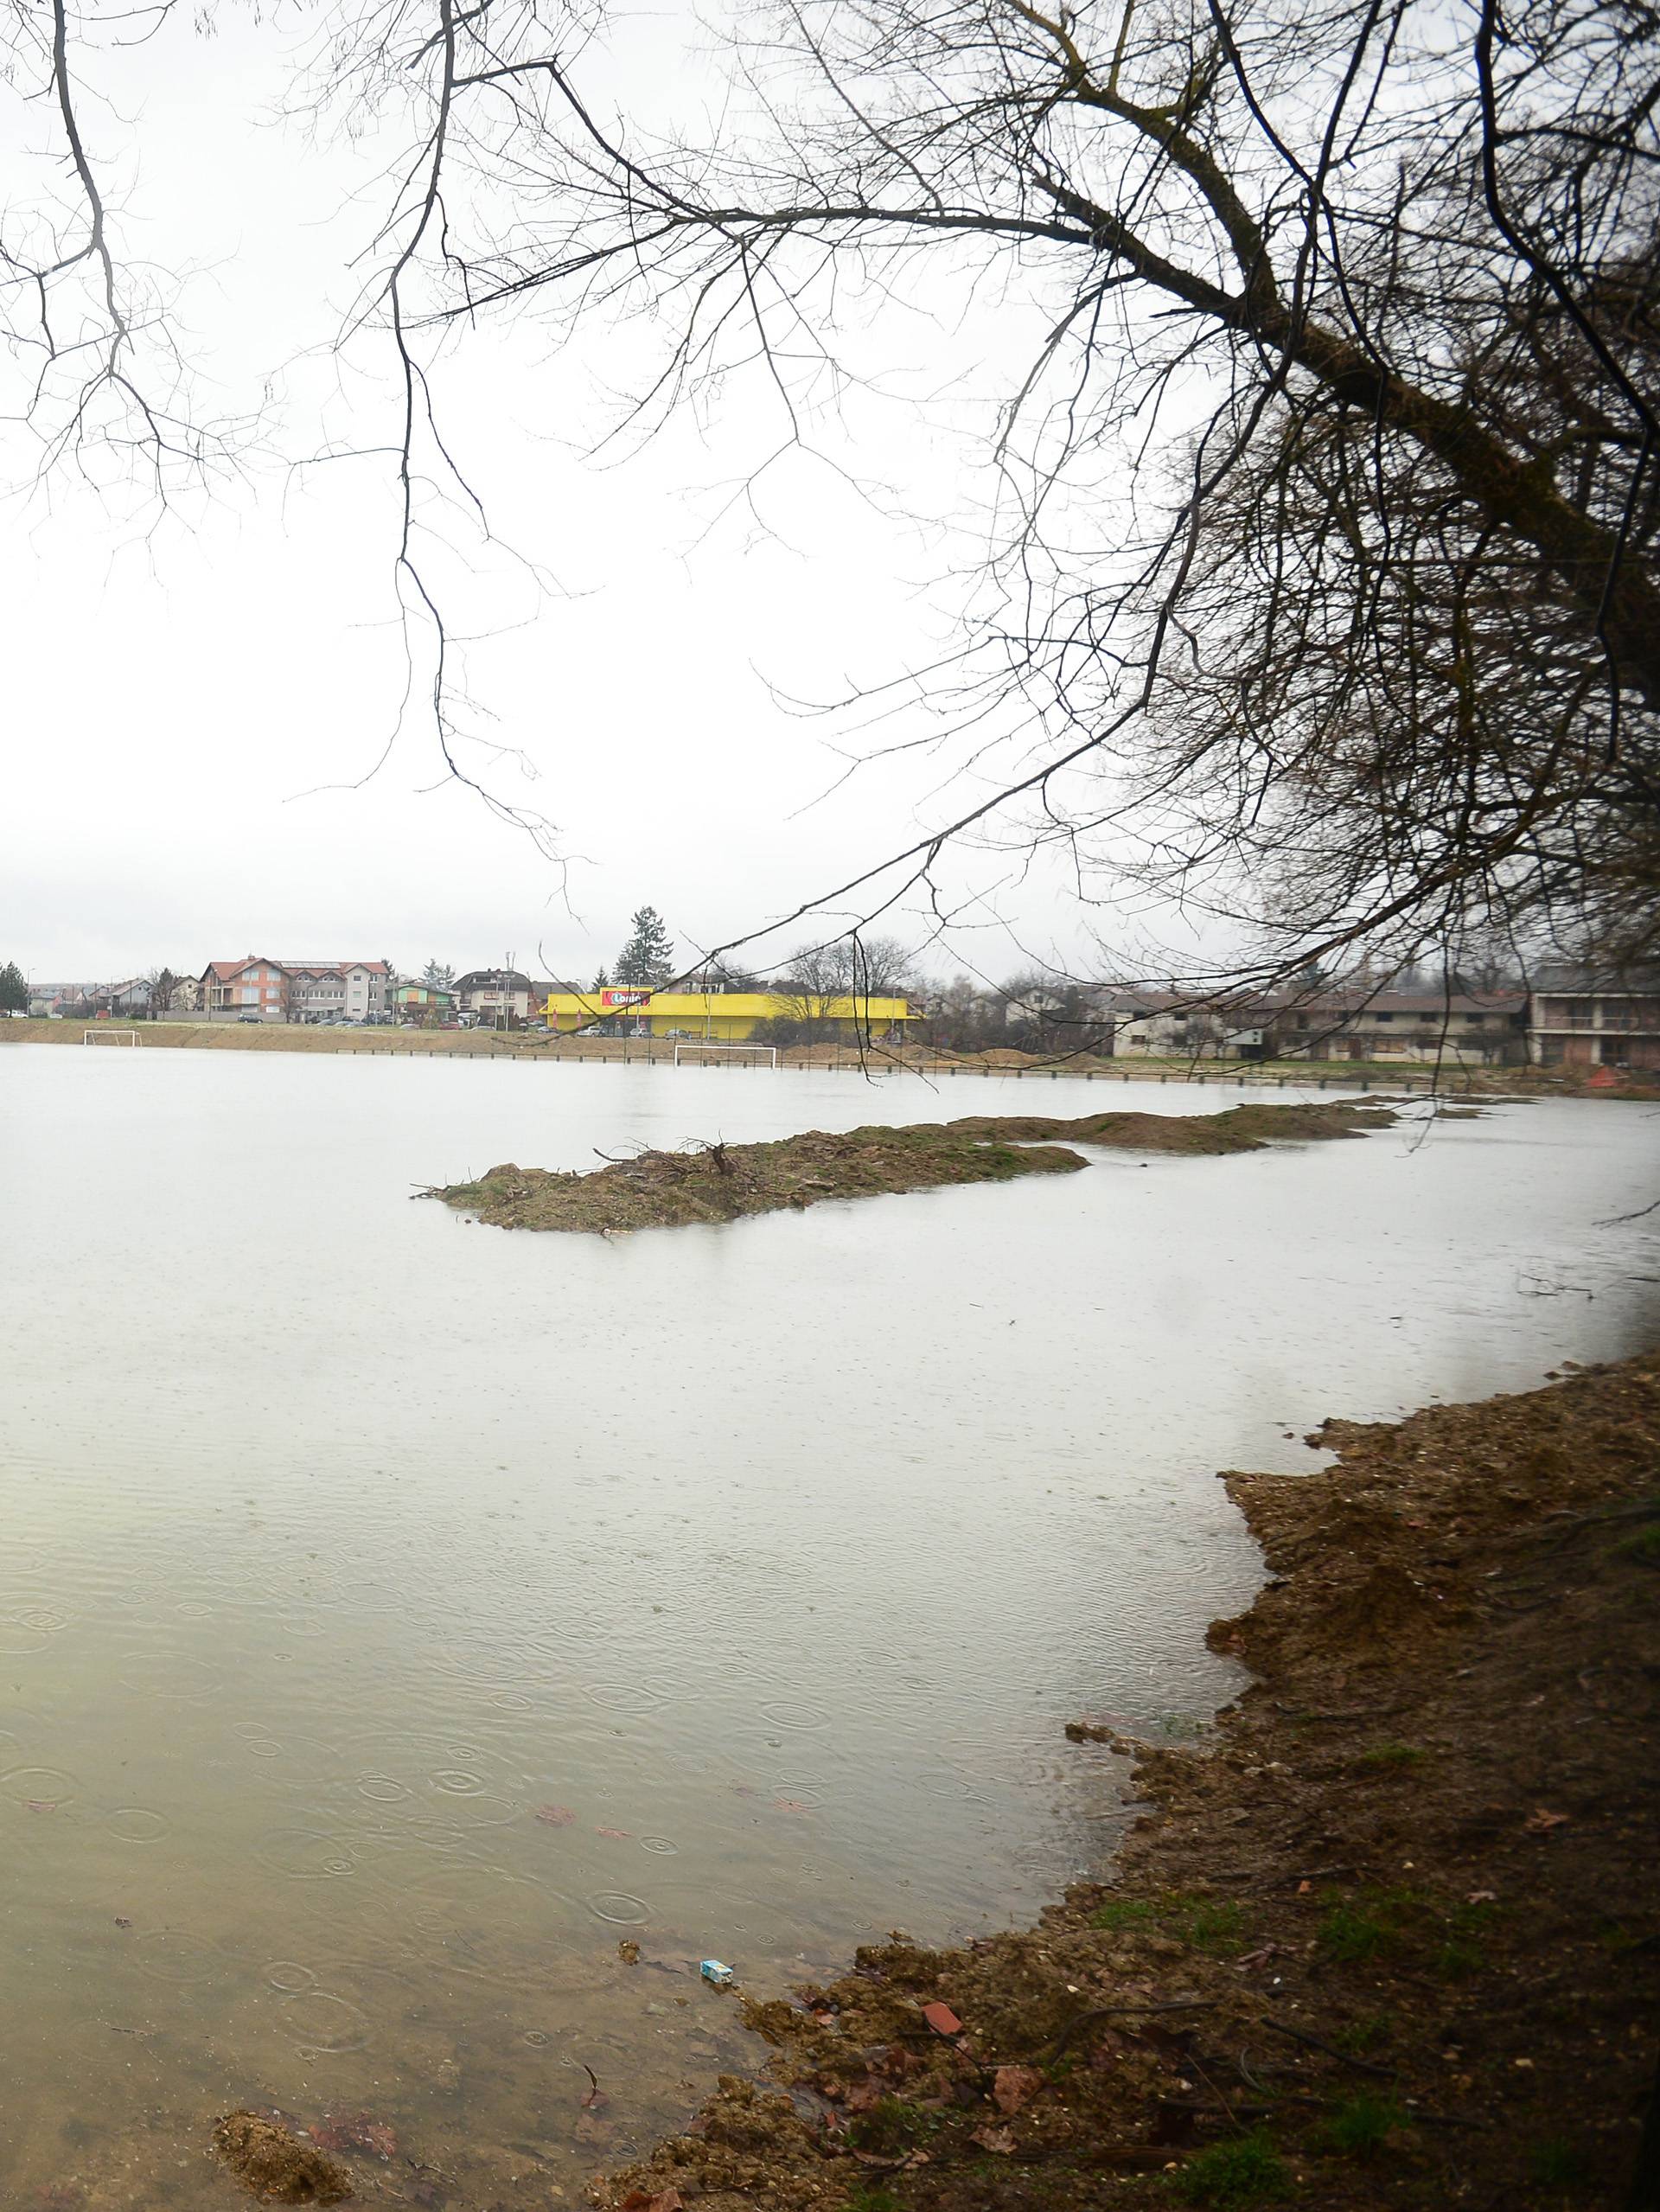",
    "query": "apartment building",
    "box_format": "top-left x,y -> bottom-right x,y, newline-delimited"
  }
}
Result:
199,956 -> 393,1023
1527,973 -> 1660,1071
